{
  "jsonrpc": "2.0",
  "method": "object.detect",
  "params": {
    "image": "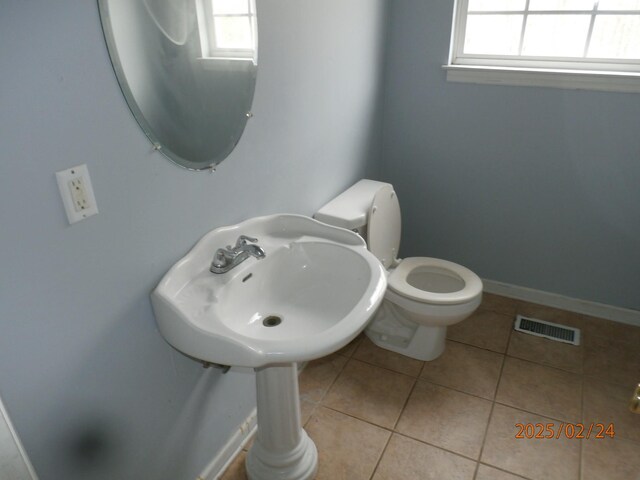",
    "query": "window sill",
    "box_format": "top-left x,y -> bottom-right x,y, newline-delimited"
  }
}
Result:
443,65 -> 640,94
198,57 -> 257,71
